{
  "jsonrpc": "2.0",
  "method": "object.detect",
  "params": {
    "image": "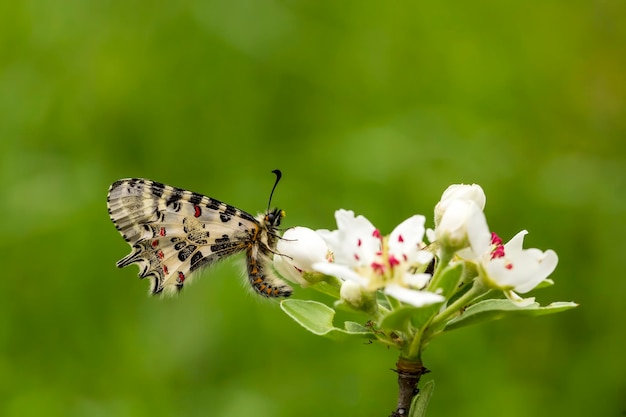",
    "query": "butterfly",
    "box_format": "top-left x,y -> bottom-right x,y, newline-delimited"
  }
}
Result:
106,170 -> 293,297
